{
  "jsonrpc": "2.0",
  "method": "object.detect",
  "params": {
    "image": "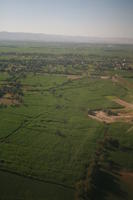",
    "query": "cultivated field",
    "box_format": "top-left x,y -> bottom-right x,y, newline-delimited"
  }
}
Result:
0,42 -> 133,199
